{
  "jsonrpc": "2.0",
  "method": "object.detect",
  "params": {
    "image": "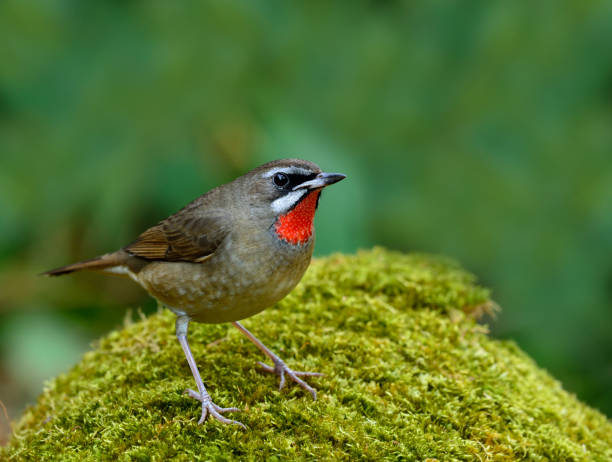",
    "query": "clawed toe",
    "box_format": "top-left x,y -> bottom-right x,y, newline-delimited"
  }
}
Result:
184,389 -> 245,428
257,360 -> 323,400
230,321 -> 324,402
